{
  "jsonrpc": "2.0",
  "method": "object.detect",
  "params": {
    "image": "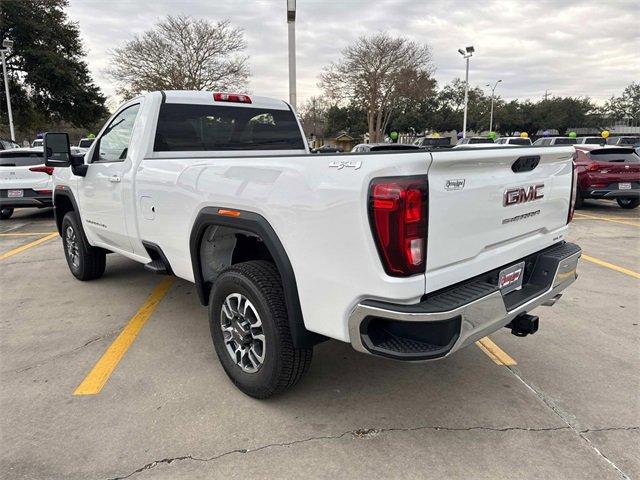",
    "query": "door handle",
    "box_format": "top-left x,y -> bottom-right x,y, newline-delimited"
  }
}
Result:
109,175 -> 121,183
